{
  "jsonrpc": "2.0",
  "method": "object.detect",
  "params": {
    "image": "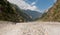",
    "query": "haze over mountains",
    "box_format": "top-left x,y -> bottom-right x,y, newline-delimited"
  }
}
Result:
23,9 -> 42,20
